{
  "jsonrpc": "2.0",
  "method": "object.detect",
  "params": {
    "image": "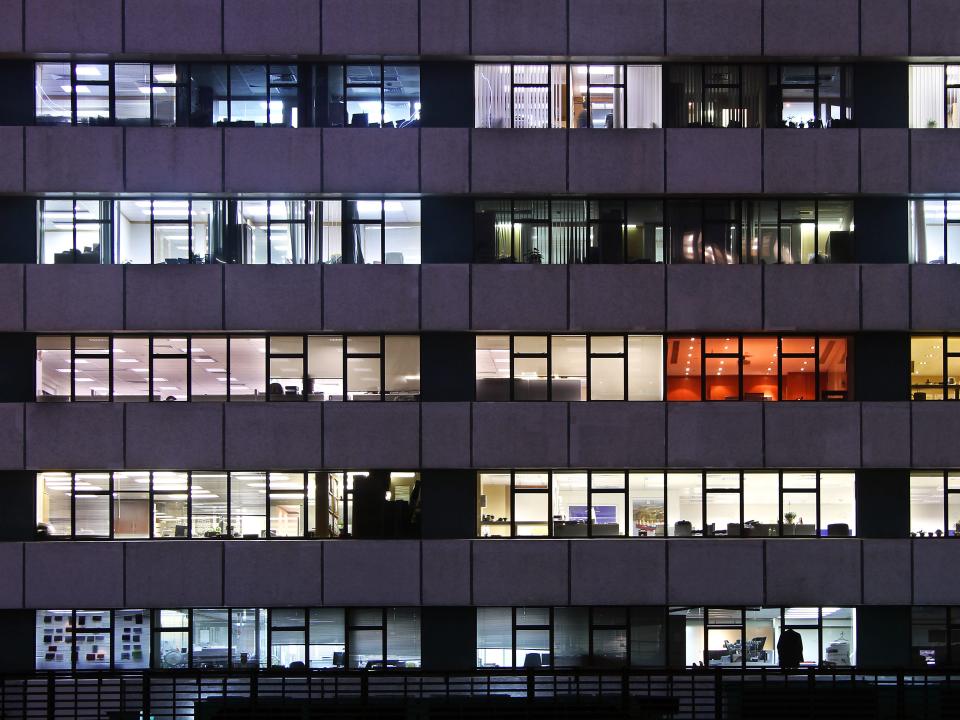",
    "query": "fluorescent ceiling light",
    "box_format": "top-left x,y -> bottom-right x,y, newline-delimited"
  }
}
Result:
75,66 -> 102,77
